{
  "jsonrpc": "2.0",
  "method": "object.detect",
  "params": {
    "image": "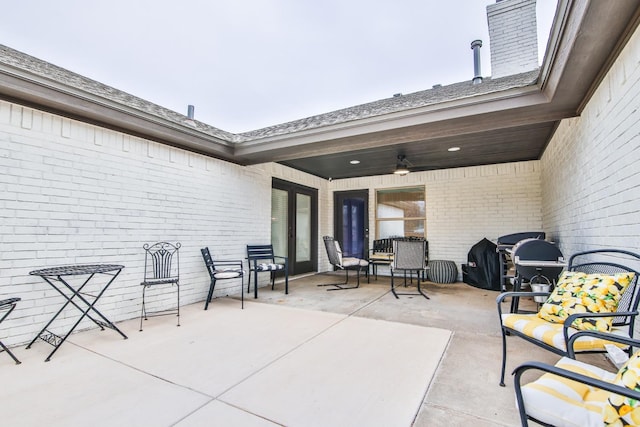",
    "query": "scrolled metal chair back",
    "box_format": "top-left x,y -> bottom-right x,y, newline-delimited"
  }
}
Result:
144,242 -> 180,280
